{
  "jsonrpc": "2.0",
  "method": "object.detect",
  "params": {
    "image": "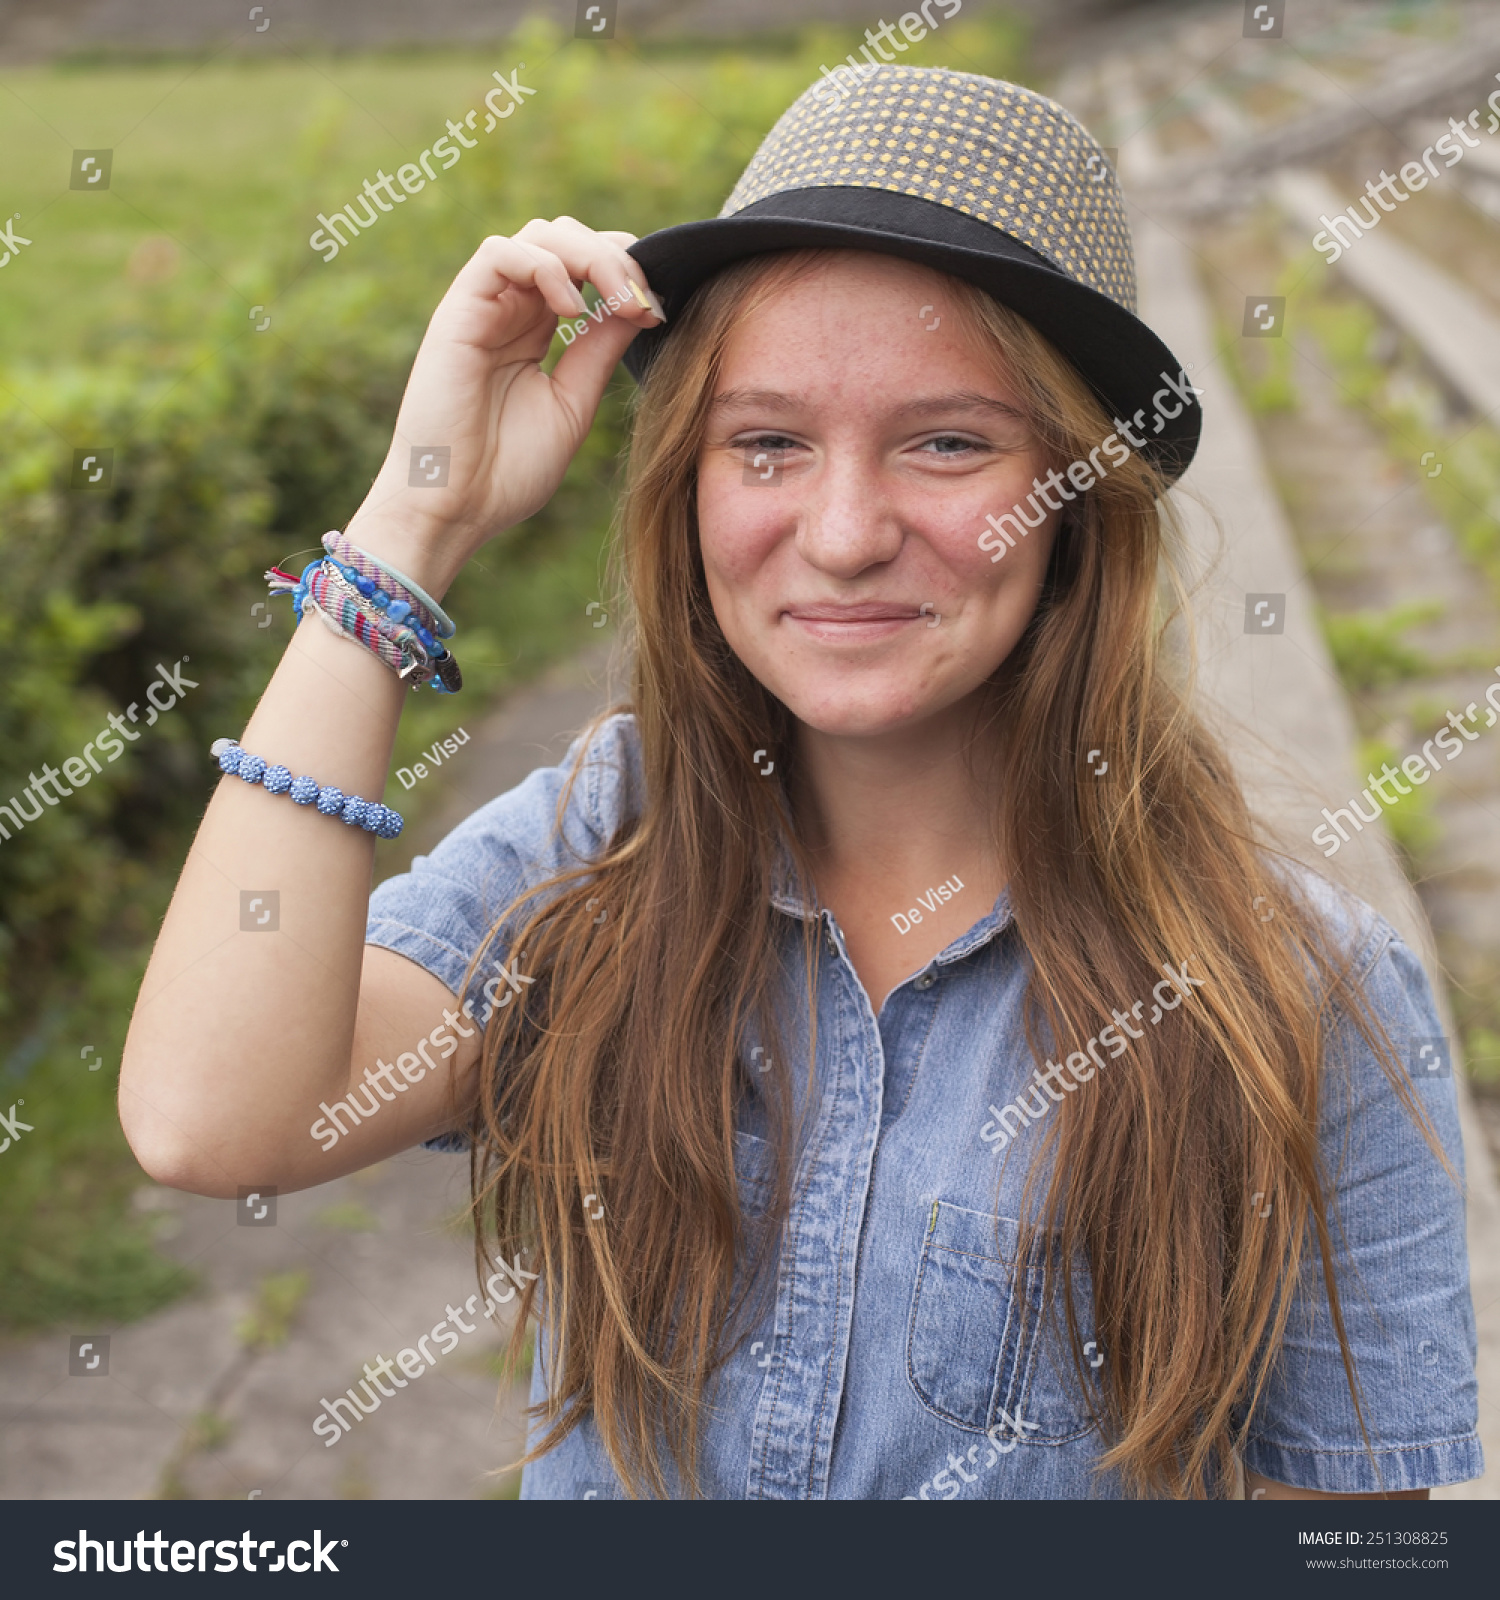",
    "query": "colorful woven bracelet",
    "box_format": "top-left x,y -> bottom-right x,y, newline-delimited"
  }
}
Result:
266,550 -> 462,694
317,552 -> 449,659
210,739 -> 404,839
322,529 -> 454,639
309,562 -> 435,680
